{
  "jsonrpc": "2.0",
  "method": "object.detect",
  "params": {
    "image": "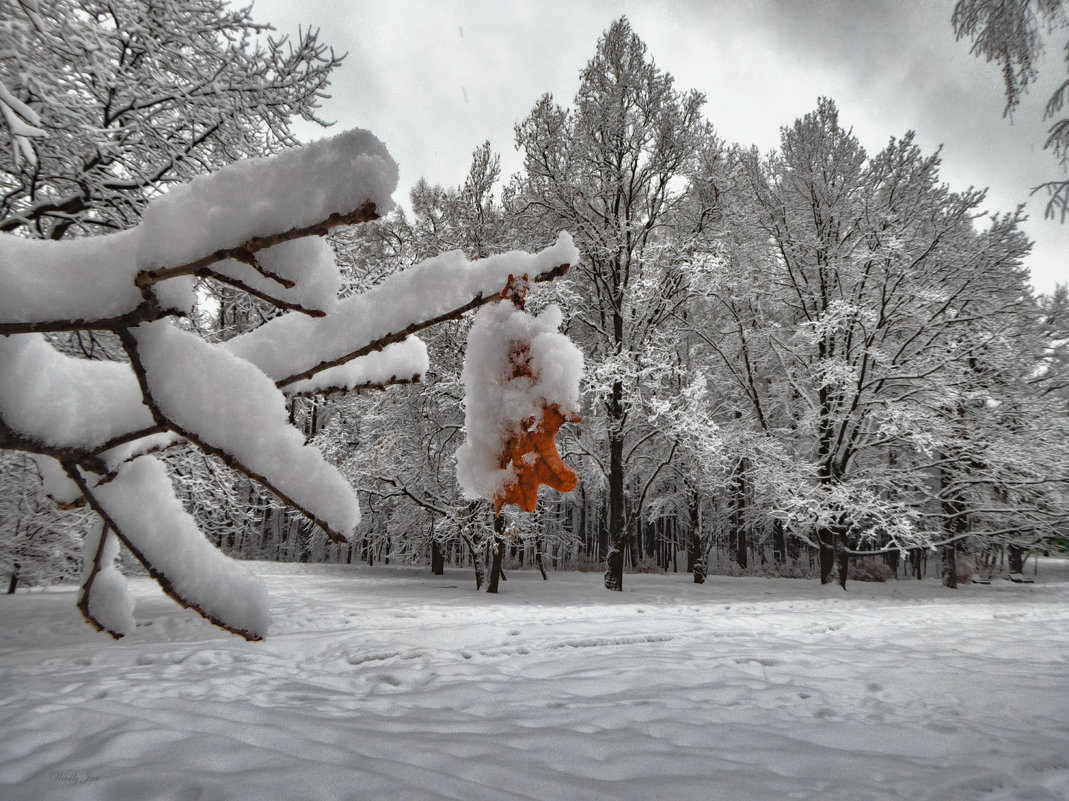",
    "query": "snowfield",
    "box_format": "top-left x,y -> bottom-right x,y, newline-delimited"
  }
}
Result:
2,561 -> 1068,801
